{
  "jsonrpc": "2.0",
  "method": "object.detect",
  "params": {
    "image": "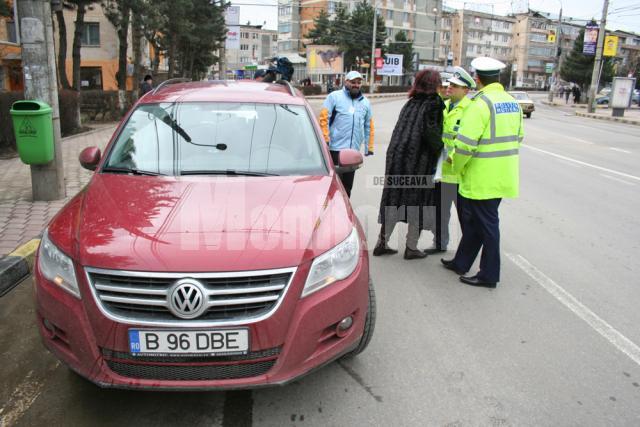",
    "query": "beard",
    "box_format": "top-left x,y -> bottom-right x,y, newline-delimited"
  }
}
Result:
348,86 -> 361,97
